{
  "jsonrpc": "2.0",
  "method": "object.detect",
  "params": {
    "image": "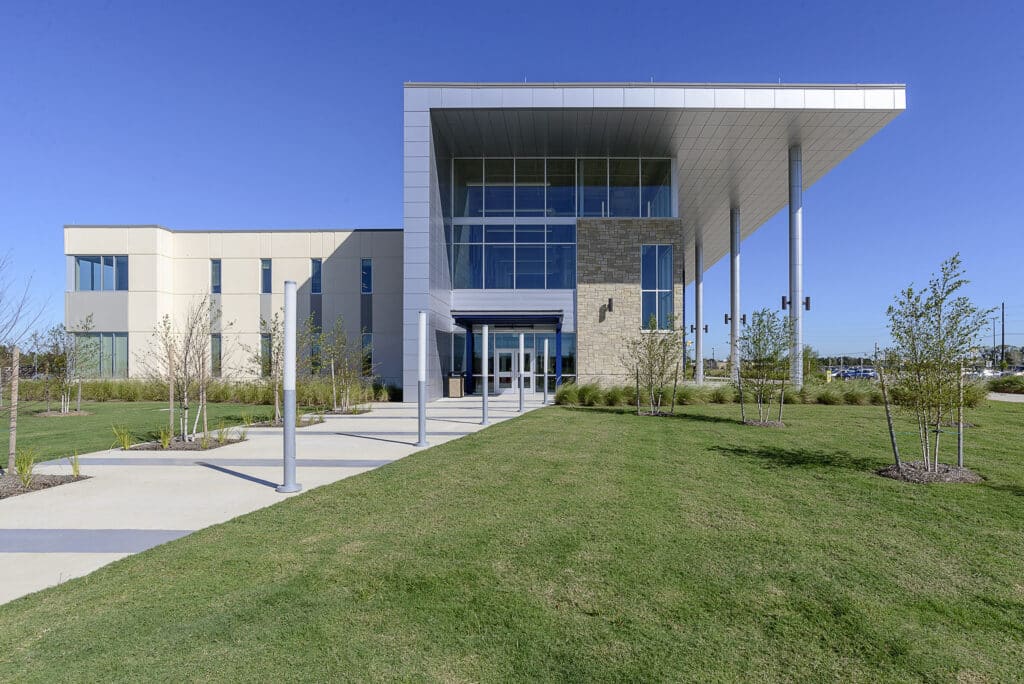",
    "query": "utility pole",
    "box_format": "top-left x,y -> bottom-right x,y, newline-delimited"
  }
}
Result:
991,317 -> 998,364
1001,301 -> 1006,367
